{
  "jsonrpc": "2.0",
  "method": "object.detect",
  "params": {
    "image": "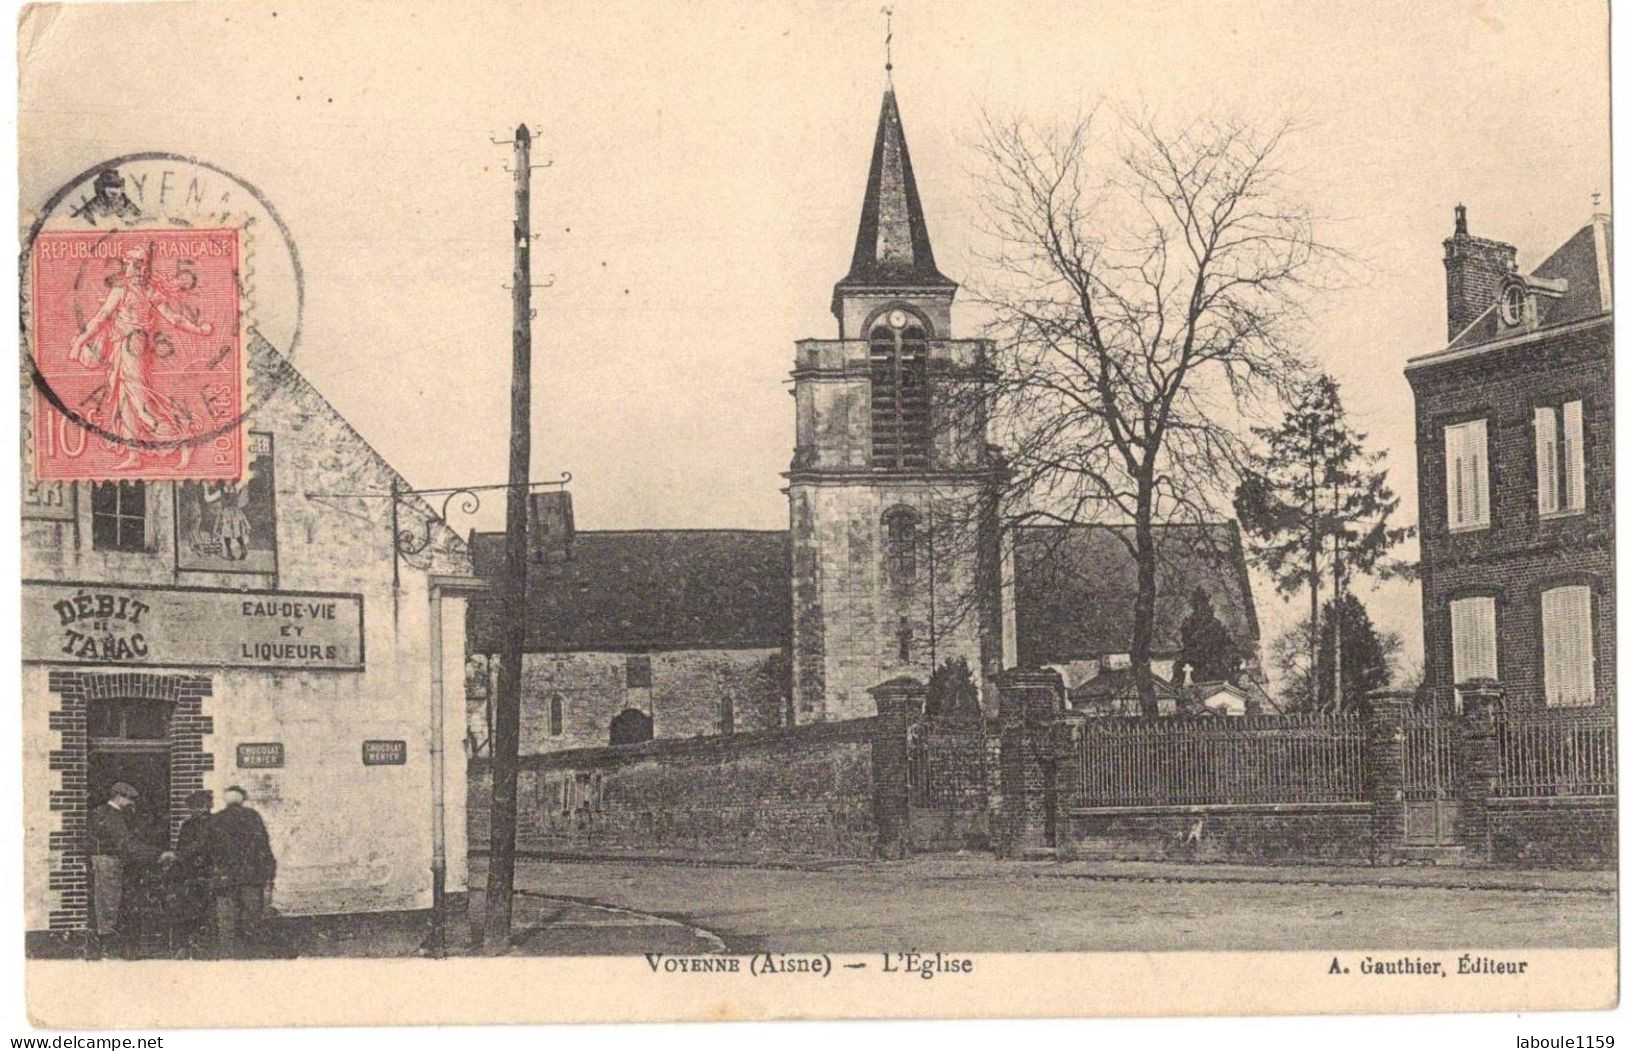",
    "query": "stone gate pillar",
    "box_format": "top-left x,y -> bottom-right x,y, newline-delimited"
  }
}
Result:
1364,689 -> 1413,864
997,668 -> 1064,859
870,676 -> 924,860
1456,677 -> 1505,865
